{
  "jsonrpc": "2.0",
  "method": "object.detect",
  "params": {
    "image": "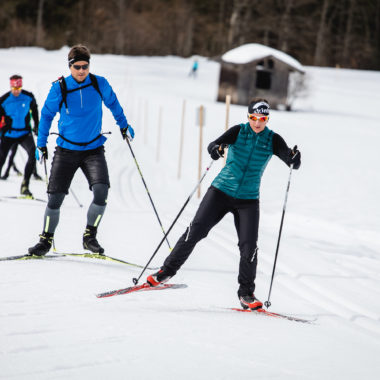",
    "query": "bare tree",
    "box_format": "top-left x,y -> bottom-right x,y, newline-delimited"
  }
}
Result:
227,0 -> 251,48
341,0 -> 355,66
278,0 -> 294,52
116,0 -> 126,54
36,0 -> 45,46
314,0 -> 330,66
